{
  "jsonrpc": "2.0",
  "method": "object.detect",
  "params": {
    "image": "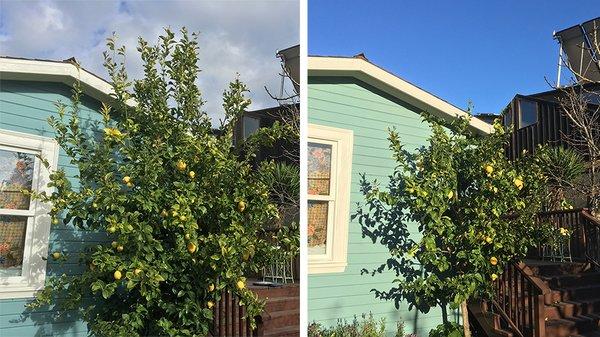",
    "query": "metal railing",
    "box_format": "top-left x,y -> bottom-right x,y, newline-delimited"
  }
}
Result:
538,208 -> 600,266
